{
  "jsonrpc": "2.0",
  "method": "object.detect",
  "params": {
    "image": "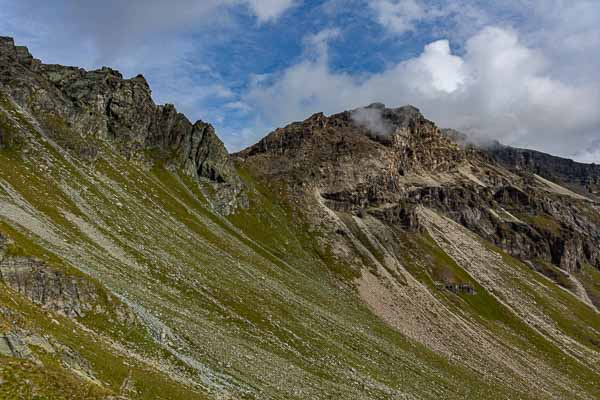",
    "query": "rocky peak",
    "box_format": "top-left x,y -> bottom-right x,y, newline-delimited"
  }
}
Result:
239,103 -> 463,177
351,103 -> 423,132
0,36 -> 236,185
239,103 -> 600,277
237,103 -> 465,214
0,36 -> 39,68
0,36 -> 17,59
